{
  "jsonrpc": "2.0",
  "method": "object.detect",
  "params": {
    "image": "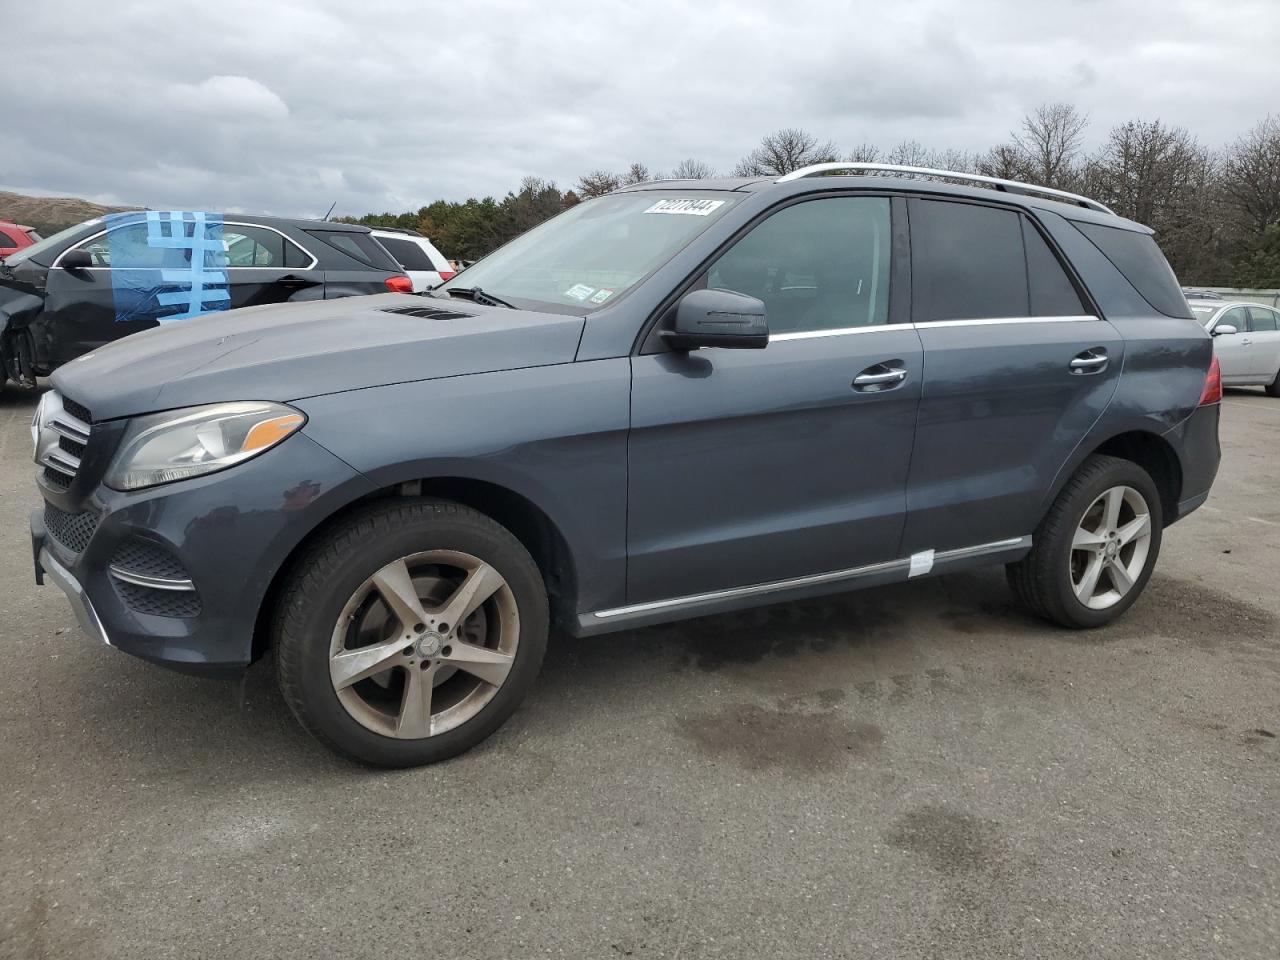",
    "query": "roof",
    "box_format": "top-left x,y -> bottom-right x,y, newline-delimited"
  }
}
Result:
96,211 -> 372,232
615,167 -> 1147,233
